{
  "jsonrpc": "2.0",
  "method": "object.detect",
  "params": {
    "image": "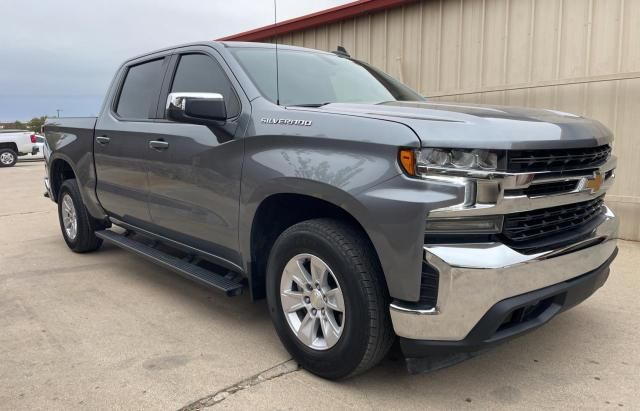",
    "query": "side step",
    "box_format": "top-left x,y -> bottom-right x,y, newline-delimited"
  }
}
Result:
95,230 -> 244,296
